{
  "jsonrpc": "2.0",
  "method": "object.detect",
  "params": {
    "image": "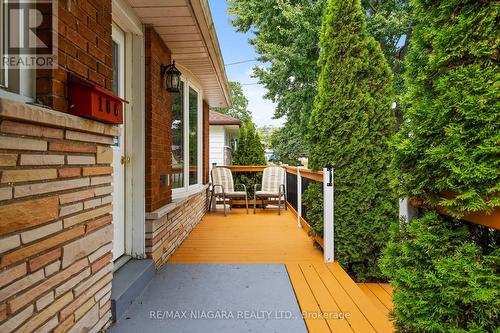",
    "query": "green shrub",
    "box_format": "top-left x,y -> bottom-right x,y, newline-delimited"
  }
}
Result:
233,121 -> 266,196
391,0 -> 500,217
380,212 -> 500,332
302,182 -> 324,236
307,0 -> 397,281
384,0 -> 500,330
